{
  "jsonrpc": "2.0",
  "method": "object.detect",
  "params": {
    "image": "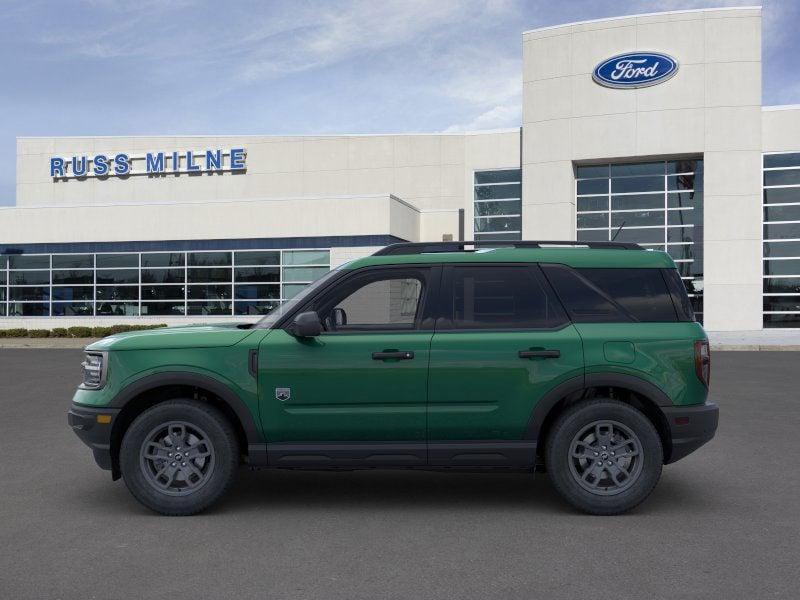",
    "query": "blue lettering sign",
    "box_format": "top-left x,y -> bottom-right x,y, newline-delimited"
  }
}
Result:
93,154 -> 109,176
146,152 -> 165,173
171,151 -> 180,171
72,156 -> 88,177
593,52 -> 678,89
50,157 -> 65,177
114,153 -> 130,175
230,148 -> 246,170
205,149 -> 222,170
186,150 -> 200,172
